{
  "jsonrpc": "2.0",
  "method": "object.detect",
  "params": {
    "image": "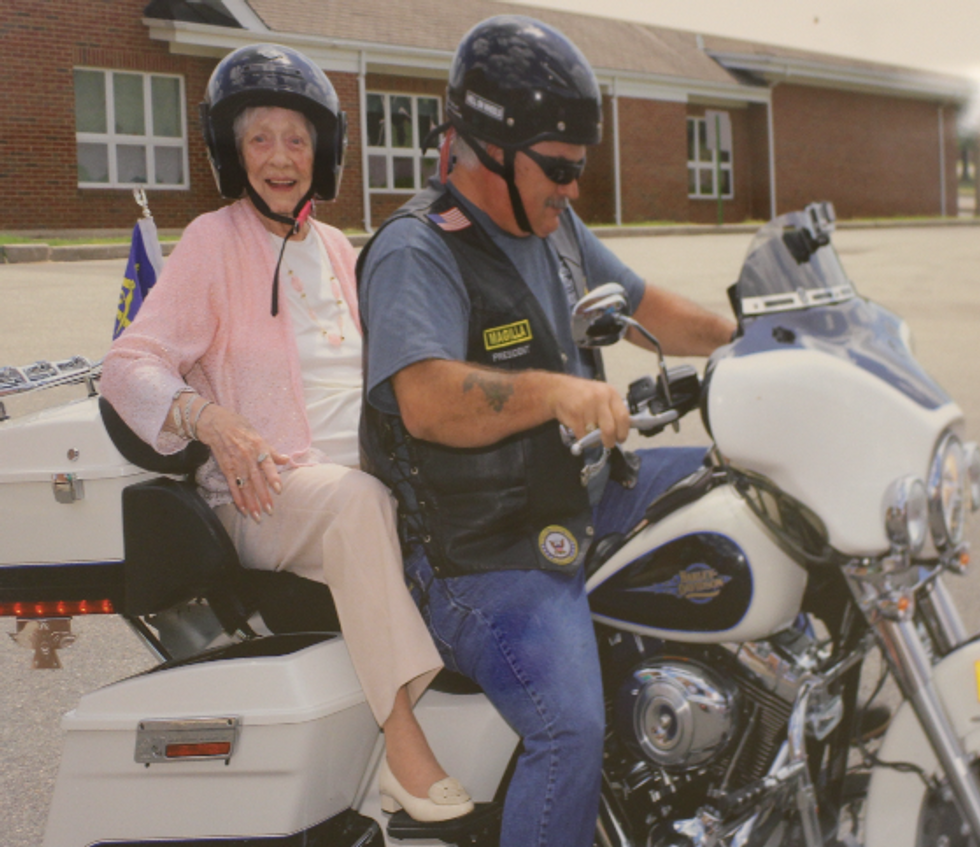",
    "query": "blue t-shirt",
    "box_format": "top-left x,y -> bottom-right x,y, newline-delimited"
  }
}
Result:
359,182 -> 647,415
